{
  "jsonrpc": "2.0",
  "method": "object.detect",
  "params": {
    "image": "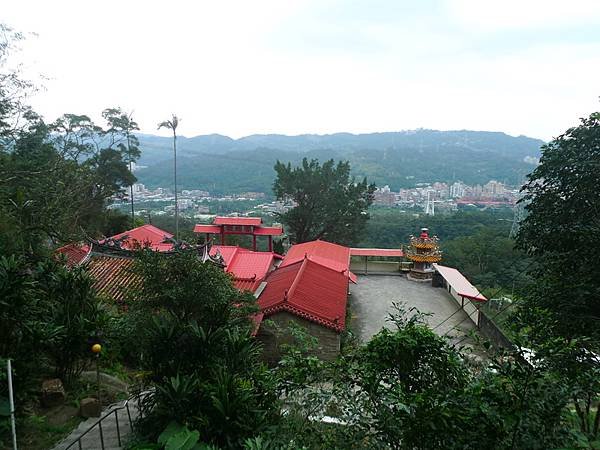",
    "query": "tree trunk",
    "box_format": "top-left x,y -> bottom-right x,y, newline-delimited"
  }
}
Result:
593,403 -> 600,437
128,131 -> 135,228
573,396 -> 588,433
